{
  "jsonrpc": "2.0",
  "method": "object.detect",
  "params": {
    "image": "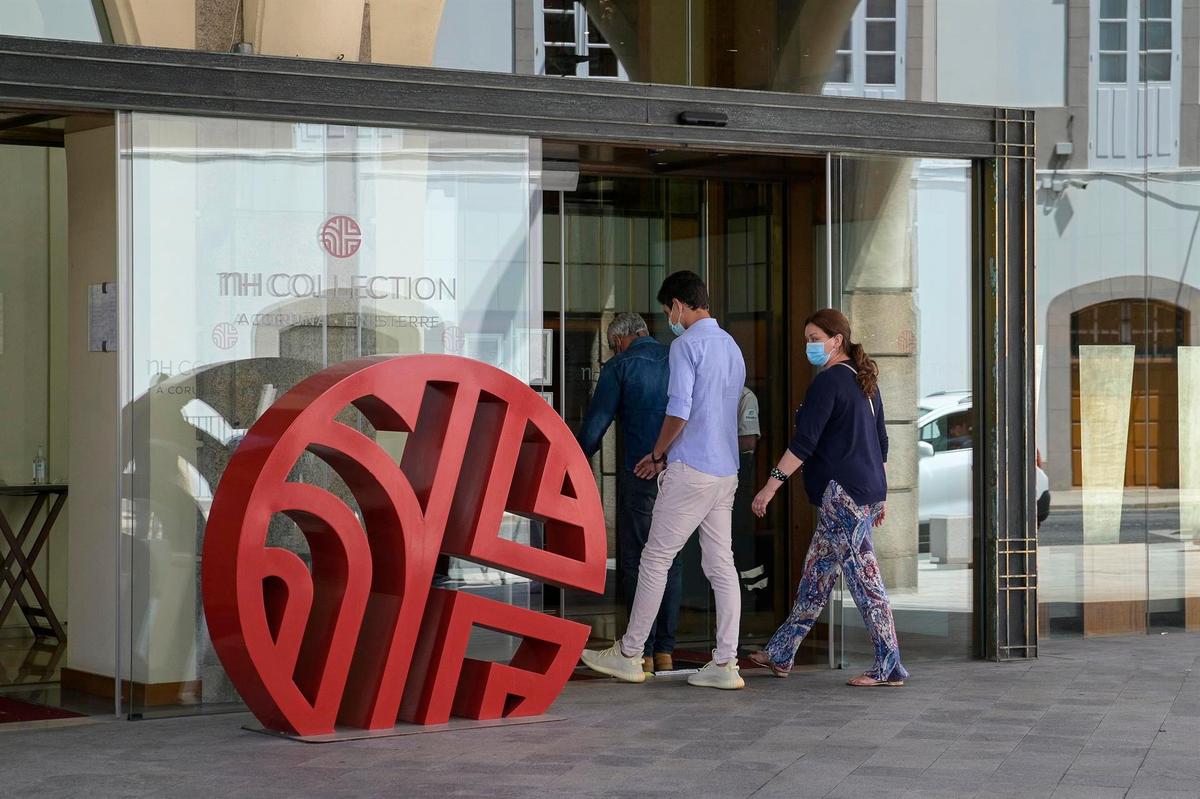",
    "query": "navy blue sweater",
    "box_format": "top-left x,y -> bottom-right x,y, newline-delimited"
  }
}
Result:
788,364 -> 889,507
